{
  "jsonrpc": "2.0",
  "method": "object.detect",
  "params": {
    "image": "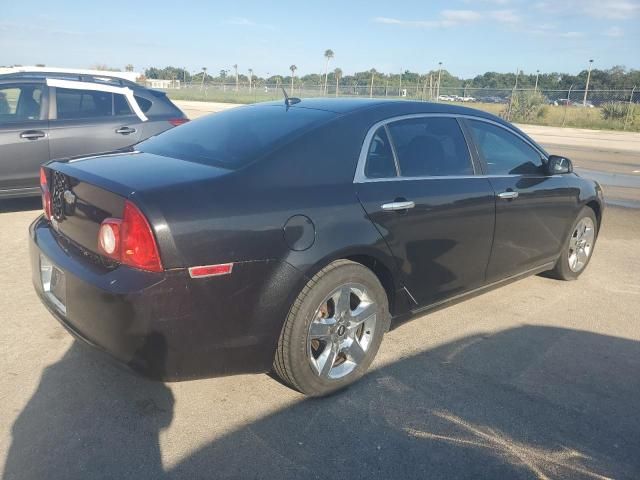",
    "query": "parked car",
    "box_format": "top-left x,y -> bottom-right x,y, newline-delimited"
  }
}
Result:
0,71 -> 187,198
30,98 -> 604,396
